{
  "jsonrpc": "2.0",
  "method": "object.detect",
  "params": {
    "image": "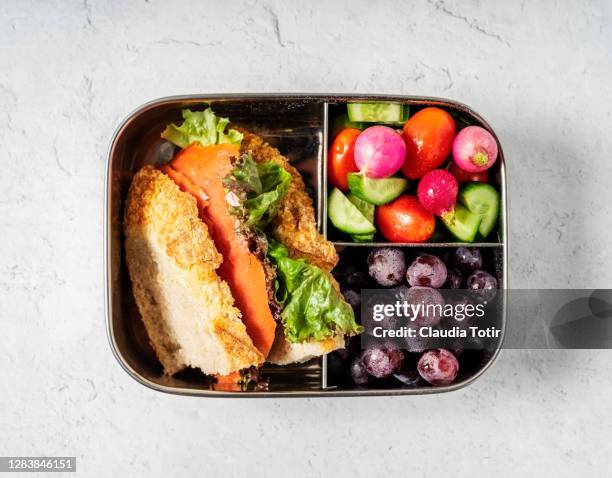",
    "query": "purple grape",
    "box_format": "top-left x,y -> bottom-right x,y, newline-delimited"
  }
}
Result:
444,267 -> 463,289
447,334 -> 484,356
447,338 -> 465,356
393,370 -> 422,387
342,289 -> 361,310
406,254 -> 447,288
363,291 -> 399,335
452,247 -> 483,272
404,329 -> 437,353
392,284 -> 410,301
365,313 -> 400,338
349,357 -> 369,385
362,287 -> 402,339
466,270 -> 498,303
446,293 -> 475,328
346,270 -> 373,288
361,347 -> 404,378
417,349 -> 459,386
405,286 -> 445,327
367,248 -> 407,287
